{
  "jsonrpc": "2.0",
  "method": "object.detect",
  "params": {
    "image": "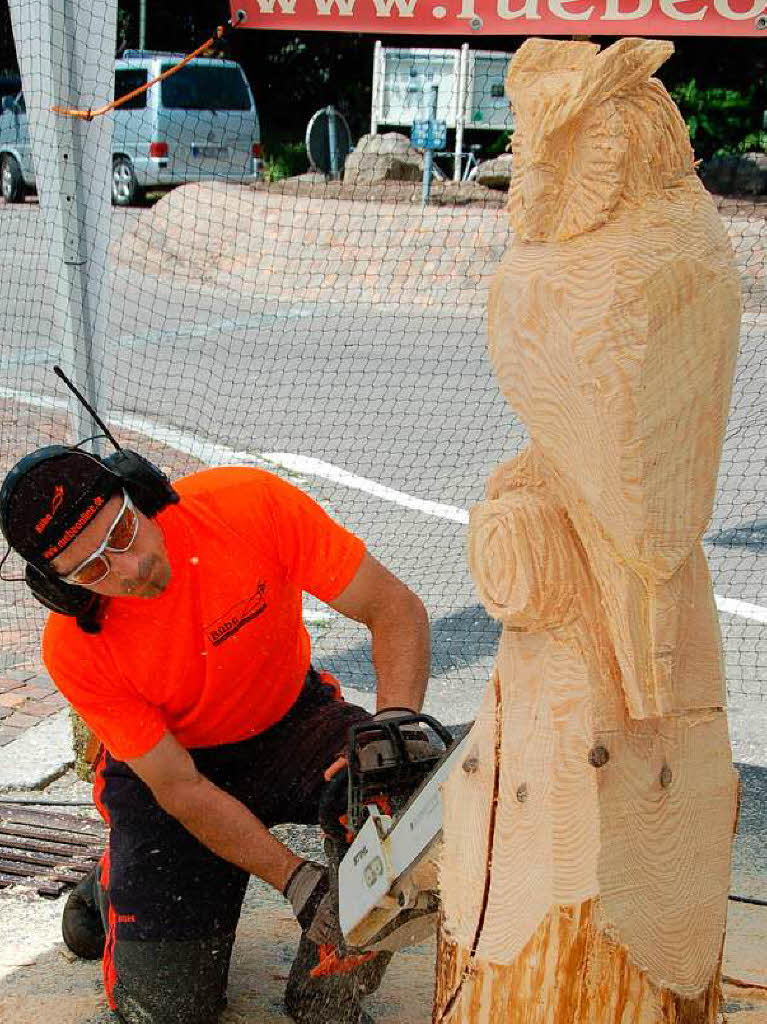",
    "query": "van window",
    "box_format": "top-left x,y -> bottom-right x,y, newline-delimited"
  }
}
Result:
115,69 -> 148,109
160,65 -> 251,112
